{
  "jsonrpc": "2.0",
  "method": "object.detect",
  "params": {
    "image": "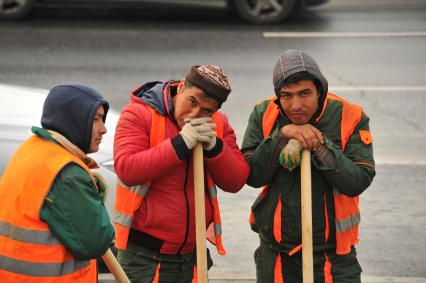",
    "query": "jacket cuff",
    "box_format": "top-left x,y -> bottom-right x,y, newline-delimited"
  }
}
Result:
312,137 -> 338,171
272,127 -> 289,162
172,135 -> 190,160
204,138 -> 223,158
